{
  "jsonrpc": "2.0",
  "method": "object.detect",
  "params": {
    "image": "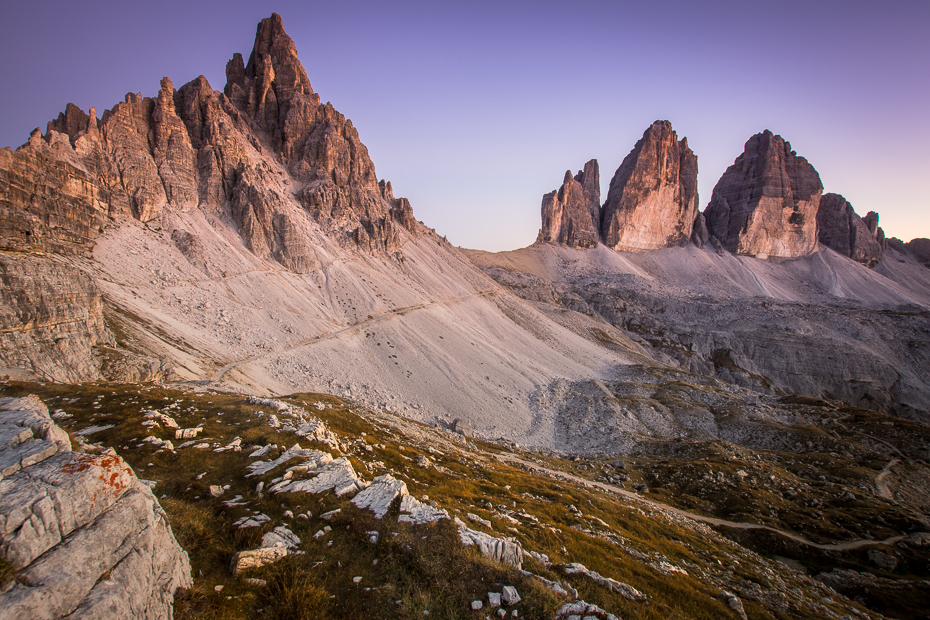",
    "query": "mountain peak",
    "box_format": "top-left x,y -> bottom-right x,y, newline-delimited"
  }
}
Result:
600,120 -> 698,251
704,130 -> 822,258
